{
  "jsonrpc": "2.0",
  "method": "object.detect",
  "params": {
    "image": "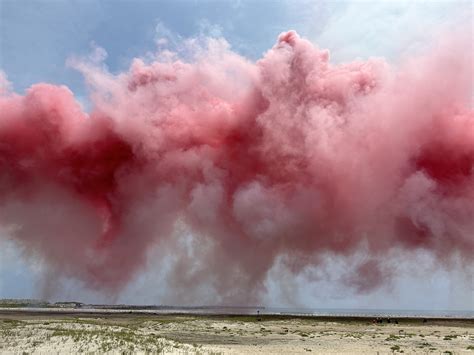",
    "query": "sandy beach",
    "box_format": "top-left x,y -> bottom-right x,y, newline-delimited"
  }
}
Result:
0,309 -> 473,354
